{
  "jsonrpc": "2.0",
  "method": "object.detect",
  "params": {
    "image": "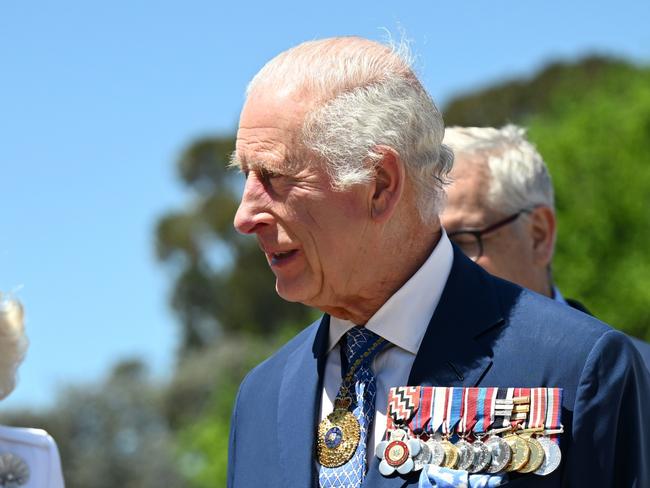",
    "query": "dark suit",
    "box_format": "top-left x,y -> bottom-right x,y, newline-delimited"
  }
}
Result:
228,247 -> 650,487
565,297 -> 650,372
